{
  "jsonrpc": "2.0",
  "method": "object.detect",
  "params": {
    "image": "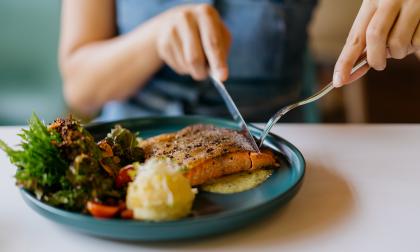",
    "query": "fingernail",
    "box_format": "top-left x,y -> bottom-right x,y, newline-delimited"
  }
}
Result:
378,63 -> 386,71
333,72 -> 342,87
